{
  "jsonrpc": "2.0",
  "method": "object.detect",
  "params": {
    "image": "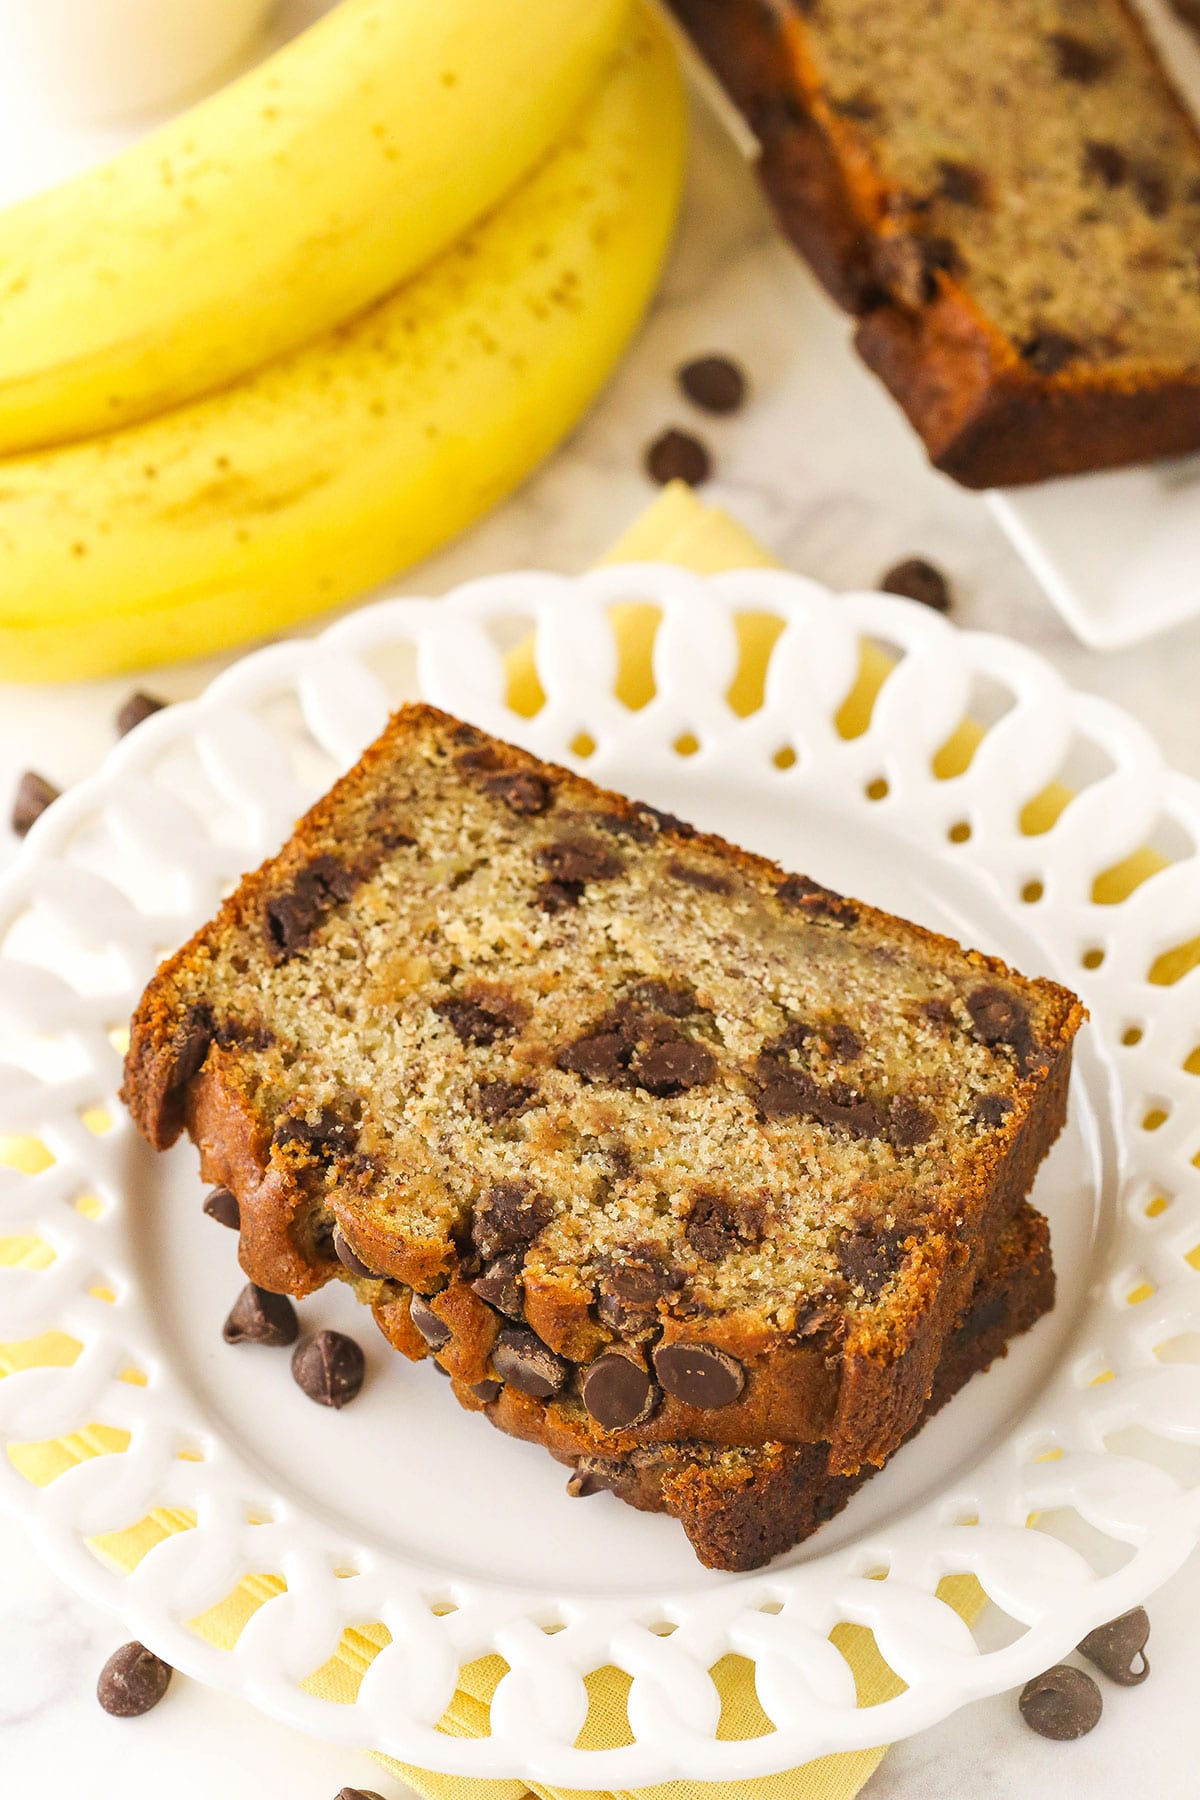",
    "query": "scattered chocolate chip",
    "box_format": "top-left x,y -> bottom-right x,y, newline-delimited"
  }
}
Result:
332,1227 -> 375,1279
582,1354 -> 659,1429
492,1326 -> 569,1398
666,859 -> 735,895
888,1095 -> 935,1148
537,877 -> 585,913
924,996 -> 955,1026
472,1252 -> 526,1319
1021,331 -> 1082,376
757,1069 -> 880,1137
838,1226 -> 911,1298
203,1186 -> 240,1229
775,873 -> 854,920
470,1379 -> 502,1403
483,770 -> 552,815
937,159 -> 989,206
1133,163 -> 1170,219
433,1359 -> 451,1376
535,836 -> 625,885
880,556 -> 952,613
291,1330 -> 365,1408
636,1038 -> 716,1097
596,1249 -> 680,1327
678,354 -> 747,415
1048,32 -> 1112,83
644,427 -> 712,487
685,1190 -> 764,1261
874,232 -> 962,307
222,1283 -> 299,1347
433,995 -> 519,1046
165,1004 -> 215,1100
1083,140 -> 1127,188
264,855 -> 358,961
213,1018 -> 273,1053
831,89 -> 879,121
558,1029 -> 629,1084
336,1789 -> 387,1800
566,1466 -> 610,1497
827,1023 -> 863,1062
272,1105 -> 357,1162
471,1183 -> 553,1260
115,691 -> 167,737
455,742 -> 501,773
409,1295 -> 451,1350
966,985 -> 1033,1065
653,1341 -> 745,1409
1019,1665 -> 1103,1739
471,1080 -> 536,1124
96,1641 -> 172,1717
11,770 -> 61,838
972,1092 -> 1013,1129
643,804 -> 696,837
1077,1608 -> 1150,1686
626,980 -> 696,1017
